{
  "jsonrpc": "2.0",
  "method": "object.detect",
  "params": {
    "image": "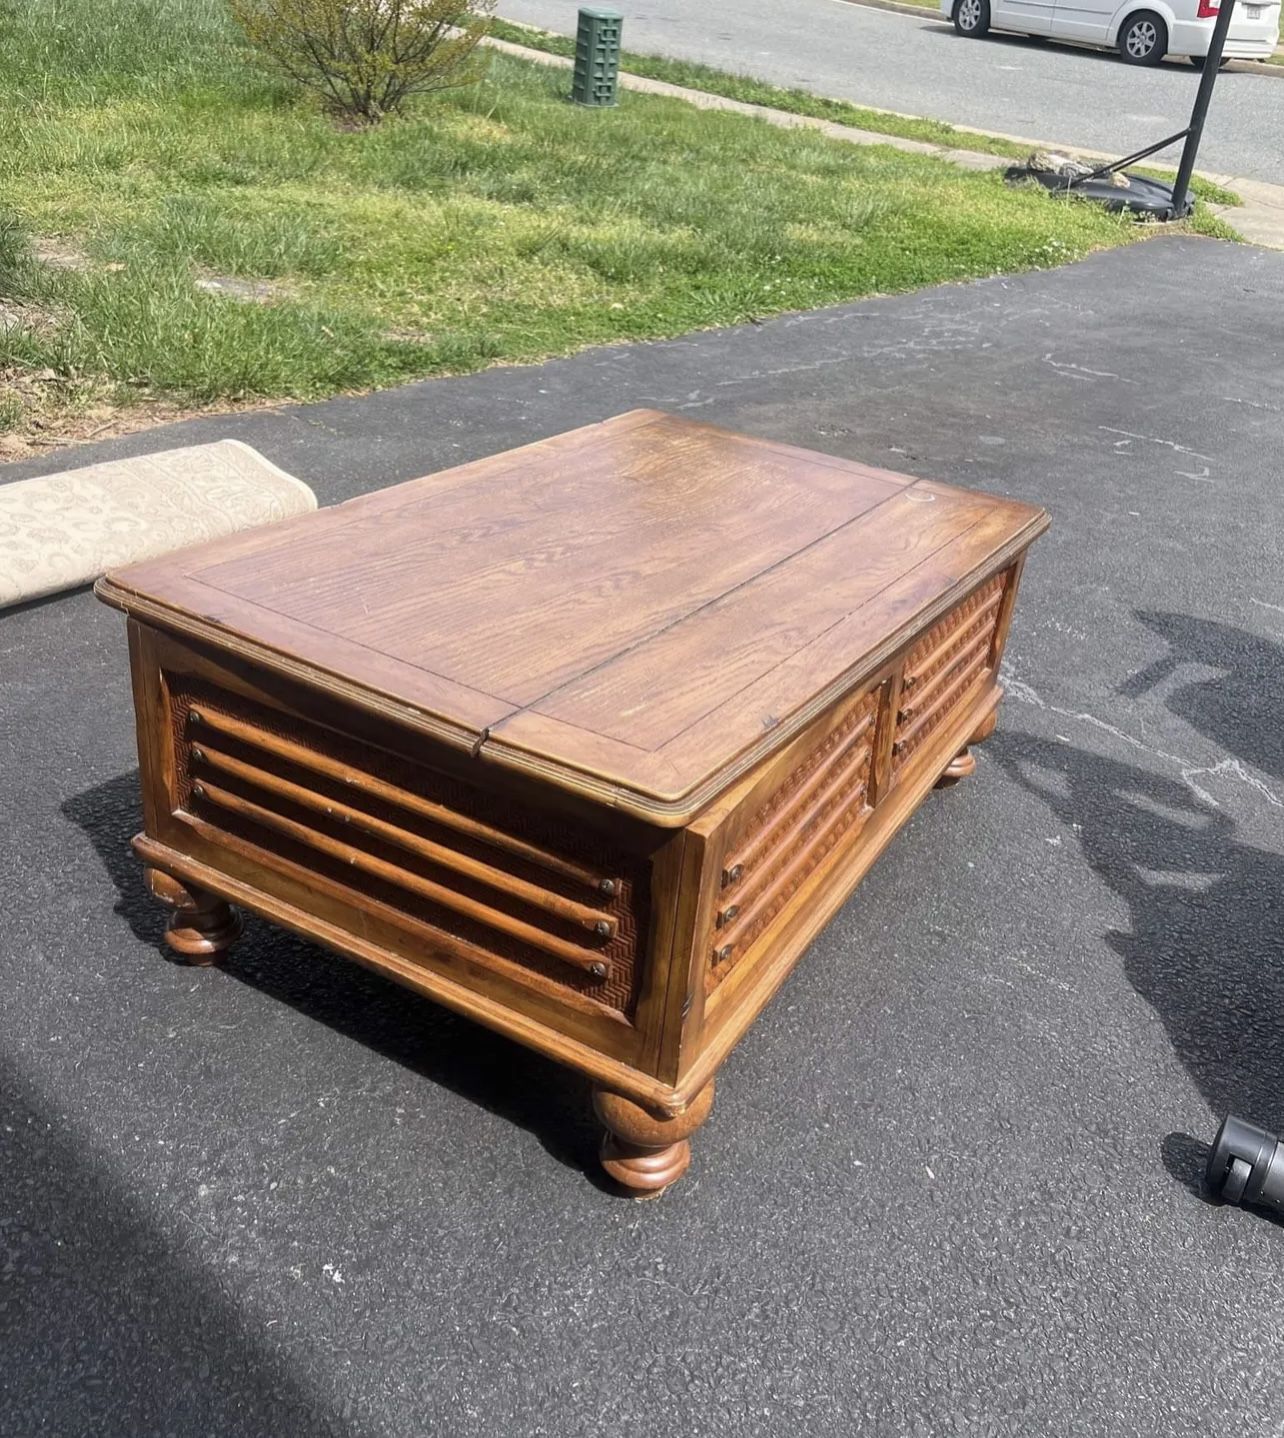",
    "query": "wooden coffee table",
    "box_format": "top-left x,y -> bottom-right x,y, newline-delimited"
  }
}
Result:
97,411 -> 1047,1195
